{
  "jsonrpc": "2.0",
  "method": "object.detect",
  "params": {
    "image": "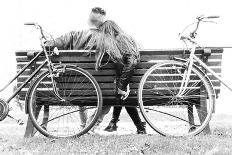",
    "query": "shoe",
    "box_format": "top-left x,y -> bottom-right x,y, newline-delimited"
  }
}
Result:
88,121 -> 100,134
104,119 -> 119,132
80,125 -> 86,131
188,126 -> 196,133
136,122 -> 147,134
42,125 -> 47,131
